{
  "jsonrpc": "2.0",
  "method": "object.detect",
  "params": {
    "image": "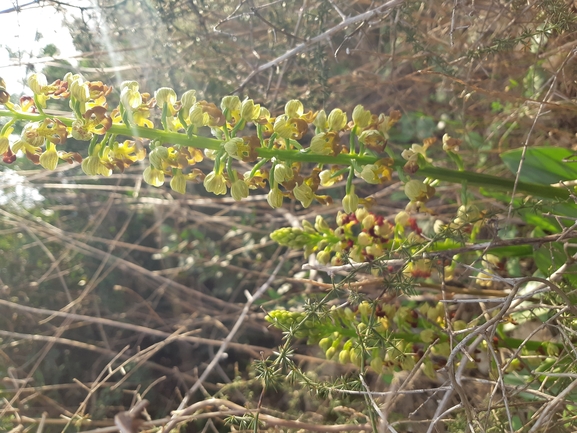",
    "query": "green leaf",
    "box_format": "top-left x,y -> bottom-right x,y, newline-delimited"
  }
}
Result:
501,147 -> 577,185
